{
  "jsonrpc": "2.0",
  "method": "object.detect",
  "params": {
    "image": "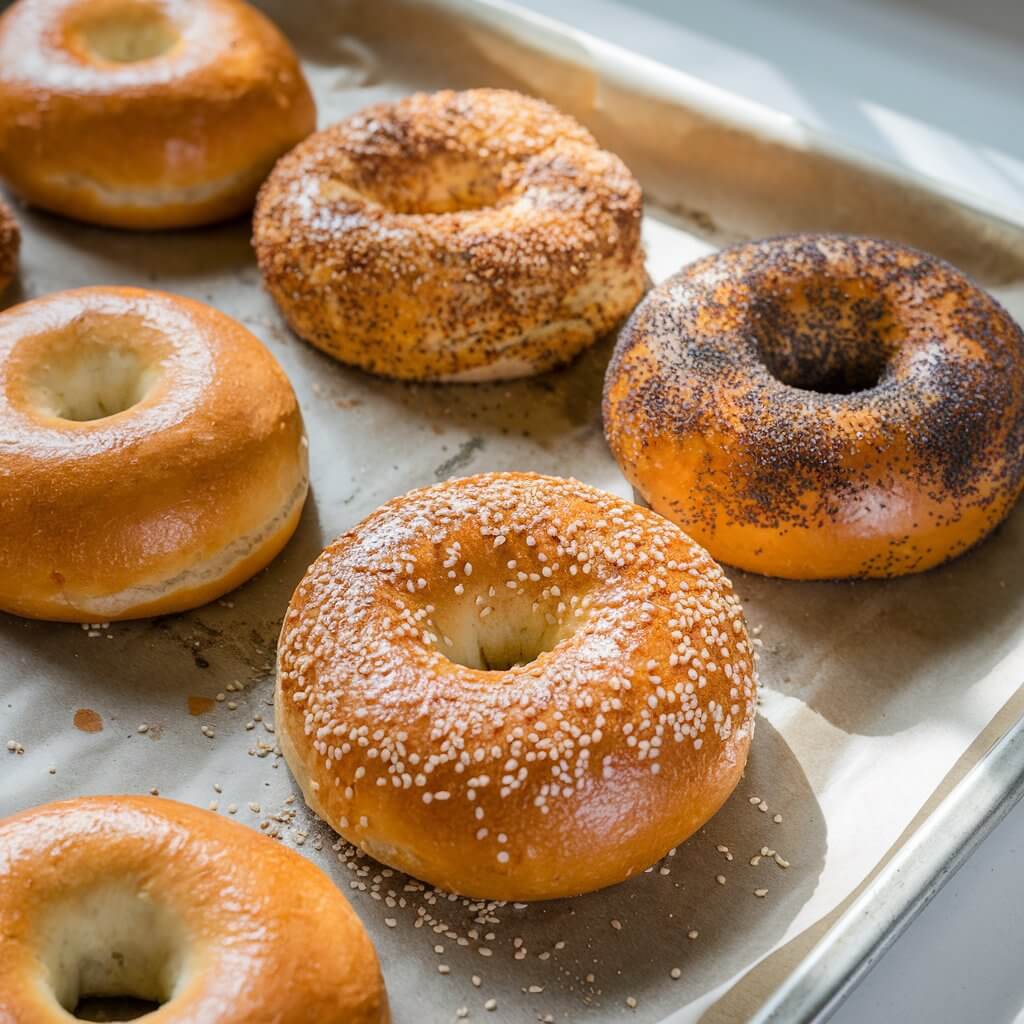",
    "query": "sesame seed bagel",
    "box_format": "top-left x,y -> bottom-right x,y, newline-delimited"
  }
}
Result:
0,286 -> 308,621
253,89 -> 646,381
0,0 -> 316,229
0,796 -> 388,1023
276,472 -> 757,901
0,198 -> 19,295
604,234 -> 1024,579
